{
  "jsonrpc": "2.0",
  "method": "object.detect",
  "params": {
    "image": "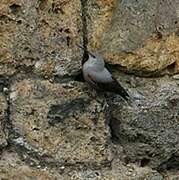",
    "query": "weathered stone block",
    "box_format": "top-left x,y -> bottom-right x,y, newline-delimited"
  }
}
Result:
10,78 -> 112,166
0,150 -> 63,179
110,76 -> 179,169
86,0 -> 179,75
0,0 -> 83,76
